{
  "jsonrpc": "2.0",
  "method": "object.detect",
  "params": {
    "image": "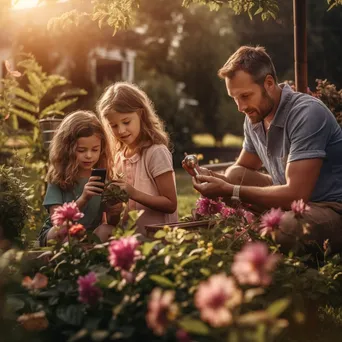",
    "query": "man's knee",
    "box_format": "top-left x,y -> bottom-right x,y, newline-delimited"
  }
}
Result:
224,165 -> 247,185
